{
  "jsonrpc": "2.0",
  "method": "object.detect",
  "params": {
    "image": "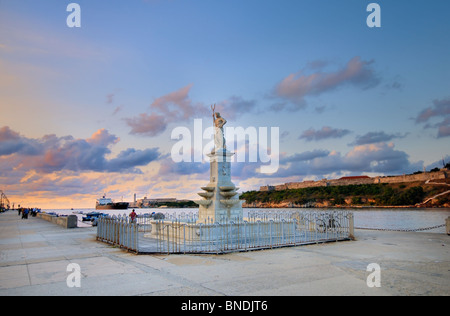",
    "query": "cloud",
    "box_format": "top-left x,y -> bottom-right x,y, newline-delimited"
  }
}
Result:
0,127 -> 164,207
150,84 -> 199,119
106,93 -> 114,104
0,126 -> 41,156
299,126 -> 351,142
87,128 -> 120,146
231,142 -> 422,182
126,85 -> 257,136
126,84 -> 208,137
272,56 -> 380,110
157,159 -> 209,178
214,96 -> 257,120
426,155 -> 450,170
415,98 -> 450,123
415,98 -> 450,138
342,143 -> 413,173
107,147 -> 160,174
14,172 -> 105,197
384,81 -> 402,90
350,131 -> 407,146
112,105 -> 123,115
126,112 -> 168,137
328,142 -> 420,175
281,149 -> 330,163
437,117 -> 450,138
0,127 -> 160,174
